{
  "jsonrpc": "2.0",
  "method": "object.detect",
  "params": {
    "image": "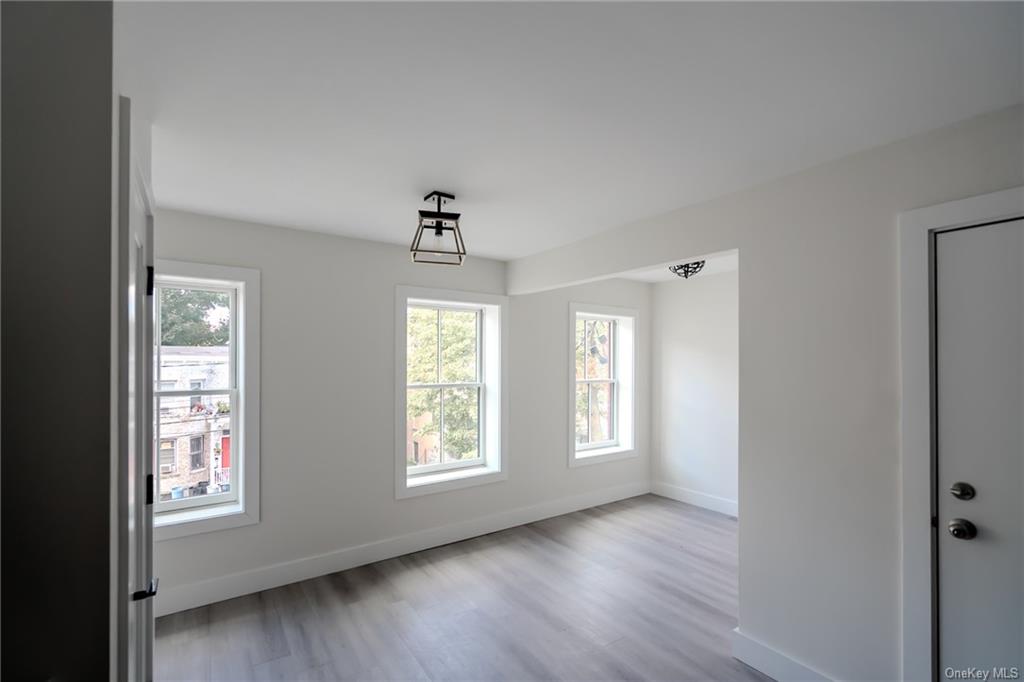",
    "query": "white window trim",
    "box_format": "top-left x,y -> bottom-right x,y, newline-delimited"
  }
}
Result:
154,259 -> 261,541
395,285 -> 508,499
568,302 -> 638,468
